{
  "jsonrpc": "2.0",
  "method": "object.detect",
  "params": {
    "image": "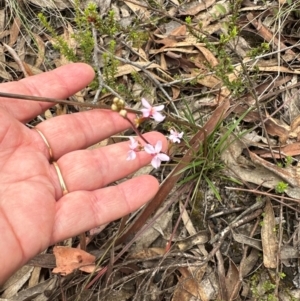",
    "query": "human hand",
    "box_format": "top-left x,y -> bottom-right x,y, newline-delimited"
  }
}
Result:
0,63 -> 167,284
